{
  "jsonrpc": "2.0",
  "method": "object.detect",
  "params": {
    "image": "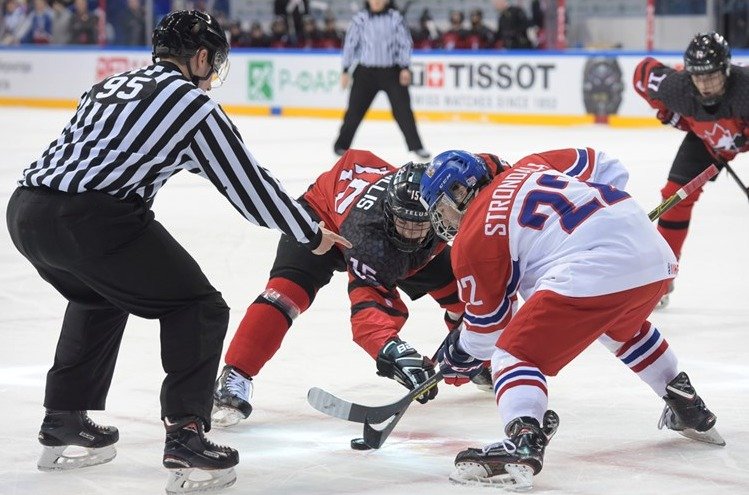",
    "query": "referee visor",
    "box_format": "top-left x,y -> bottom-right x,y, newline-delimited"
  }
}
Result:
211,47 -> 230,88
